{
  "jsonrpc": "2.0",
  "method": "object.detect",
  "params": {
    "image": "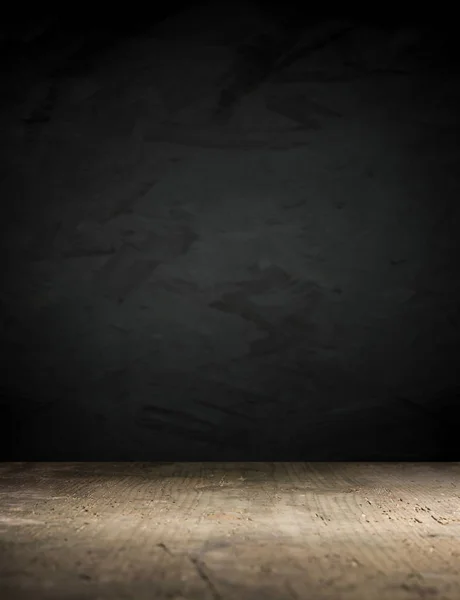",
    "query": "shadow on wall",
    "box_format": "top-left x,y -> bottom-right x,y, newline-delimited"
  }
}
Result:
2,368 -> 459,461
